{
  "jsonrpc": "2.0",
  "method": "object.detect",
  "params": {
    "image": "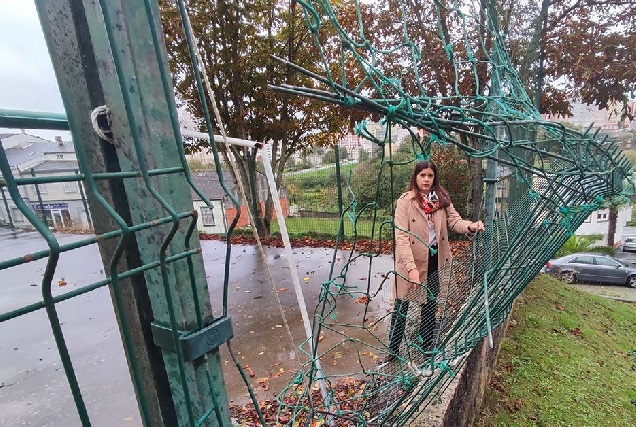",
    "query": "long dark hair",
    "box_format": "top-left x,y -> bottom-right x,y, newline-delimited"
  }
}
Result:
408,160 -> 450,207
